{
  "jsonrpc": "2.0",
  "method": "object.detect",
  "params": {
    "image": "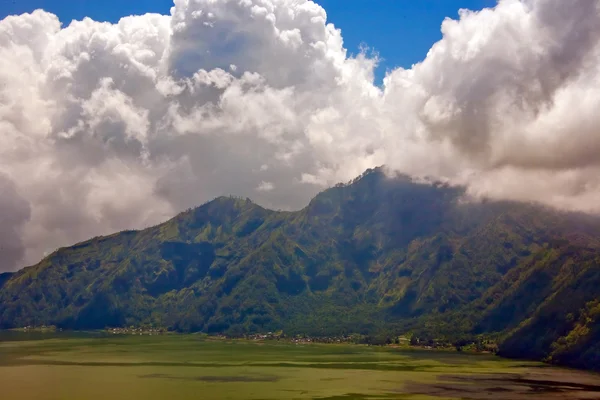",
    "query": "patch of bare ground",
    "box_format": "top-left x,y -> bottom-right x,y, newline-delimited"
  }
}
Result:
404,369 -> 600,399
